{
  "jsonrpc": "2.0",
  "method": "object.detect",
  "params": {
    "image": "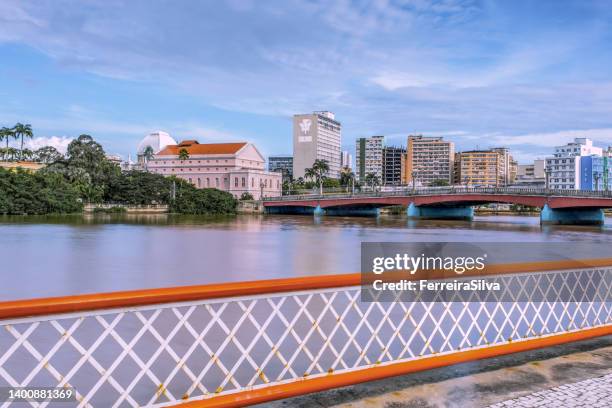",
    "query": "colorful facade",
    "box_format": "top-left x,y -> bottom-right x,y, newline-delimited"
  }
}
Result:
148,140 -> 282,199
